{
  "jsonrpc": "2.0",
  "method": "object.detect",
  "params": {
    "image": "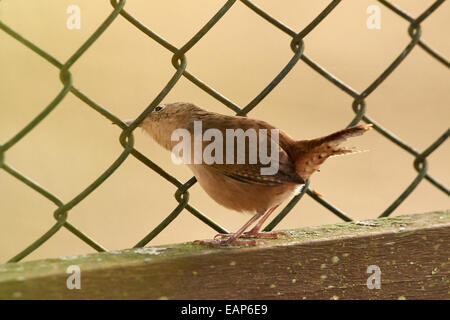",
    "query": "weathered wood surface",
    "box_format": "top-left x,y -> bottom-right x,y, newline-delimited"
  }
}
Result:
0,211 -> 448,300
